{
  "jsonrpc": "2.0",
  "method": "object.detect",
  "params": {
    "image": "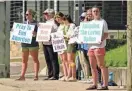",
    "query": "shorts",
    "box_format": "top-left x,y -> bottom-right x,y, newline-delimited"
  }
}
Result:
22,47 -> 39,52
67,44 -> 76,53
58,44 -> 76,54
88,48 -> 105,56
